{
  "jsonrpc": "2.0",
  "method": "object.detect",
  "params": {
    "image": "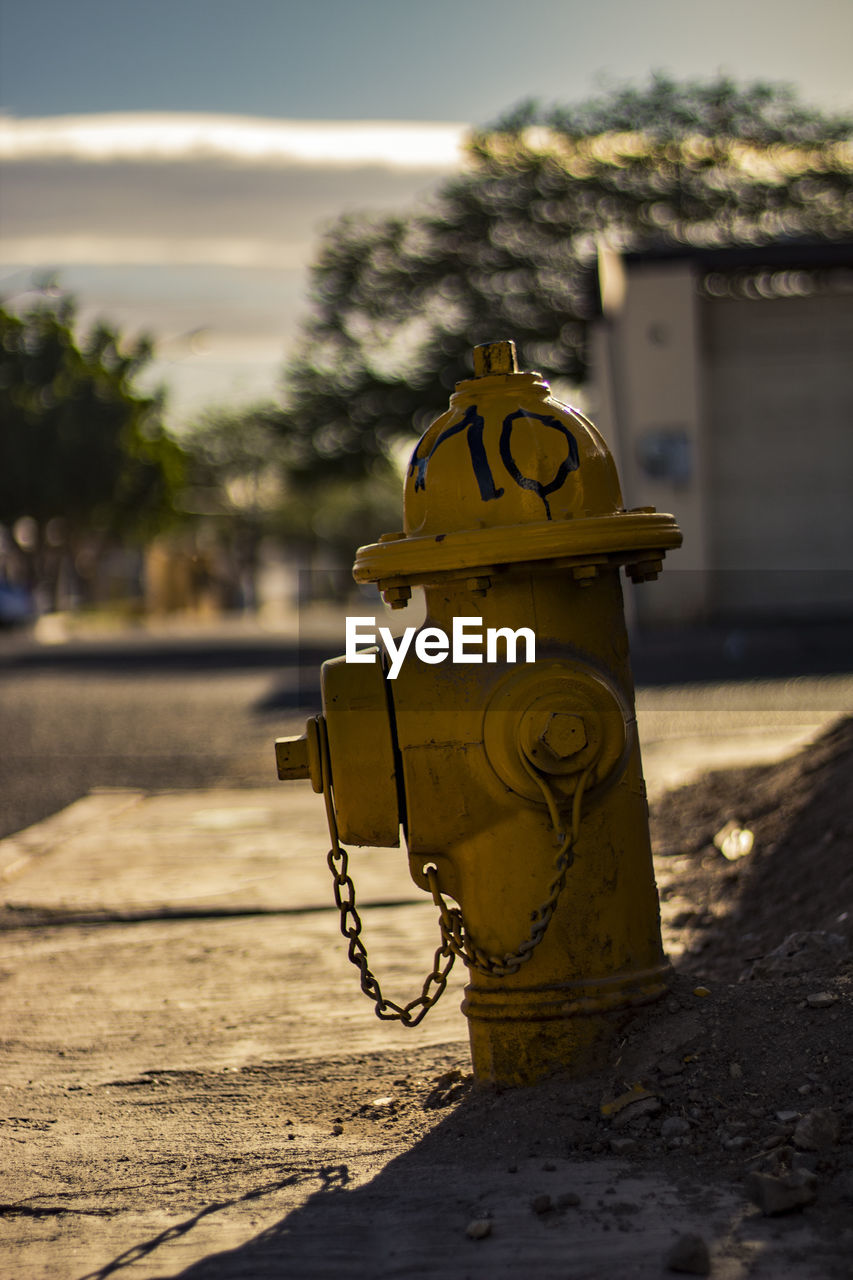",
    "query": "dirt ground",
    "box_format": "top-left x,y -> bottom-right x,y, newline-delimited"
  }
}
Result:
2,718 -> 852,1278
